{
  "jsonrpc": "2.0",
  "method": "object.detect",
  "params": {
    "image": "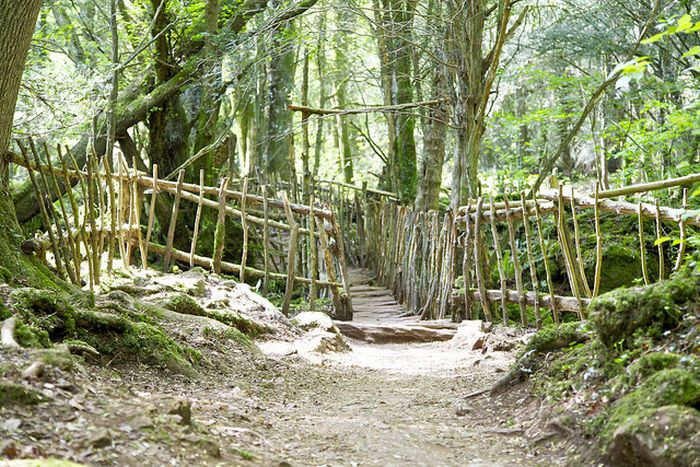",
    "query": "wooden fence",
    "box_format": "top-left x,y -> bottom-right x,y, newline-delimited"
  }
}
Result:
7,139 -> 353,319
321,177 -> 698,327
